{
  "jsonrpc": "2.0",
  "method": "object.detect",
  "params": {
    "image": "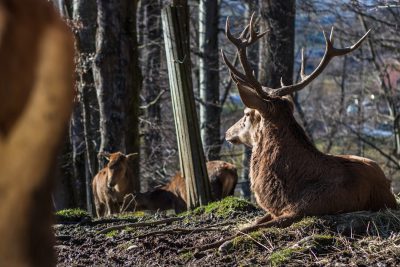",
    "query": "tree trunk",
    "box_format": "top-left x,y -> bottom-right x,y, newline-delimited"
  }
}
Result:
258,1 -> 295,87
199,0 -> 220,161
73,0 -> 98,214
141,0 -> 163,190
93,0 -> 142,192
162,2 -> 212,209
